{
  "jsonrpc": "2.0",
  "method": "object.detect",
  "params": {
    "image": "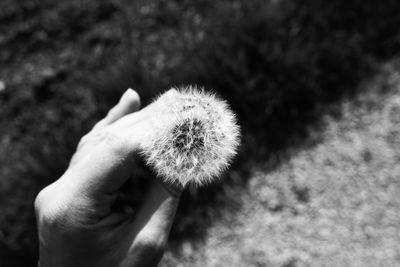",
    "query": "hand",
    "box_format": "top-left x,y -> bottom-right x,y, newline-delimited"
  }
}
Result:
34,89 -> 181,267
